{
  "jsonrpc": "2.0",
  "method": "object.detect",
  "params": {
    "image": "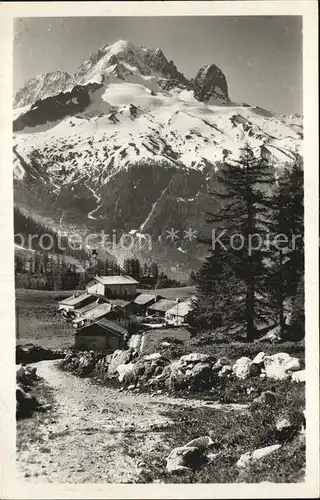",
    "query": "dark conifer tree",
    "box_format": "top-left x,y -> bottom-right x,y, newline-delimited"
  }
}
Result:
193,145 -> 275,339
